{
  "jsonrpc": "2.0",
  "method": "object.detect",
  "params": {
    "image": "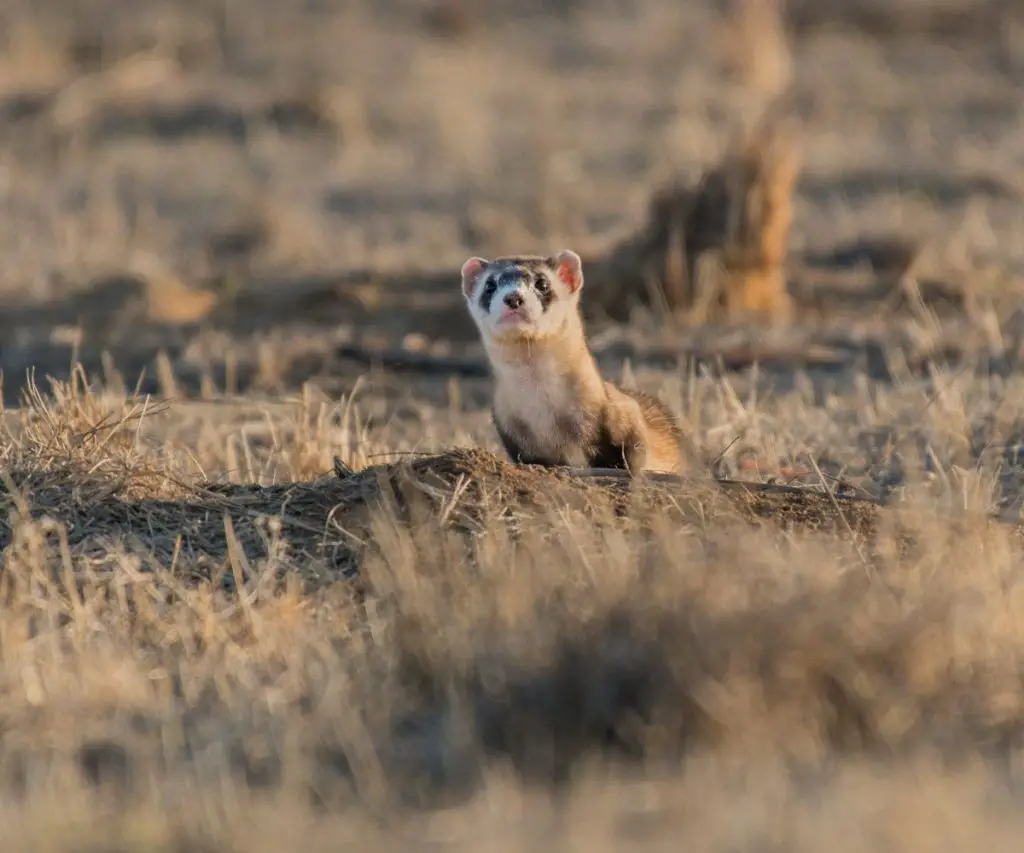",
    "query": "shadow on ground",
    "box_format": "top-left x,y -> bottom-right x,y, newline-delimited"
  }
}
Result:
0,229 -> 1004,408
